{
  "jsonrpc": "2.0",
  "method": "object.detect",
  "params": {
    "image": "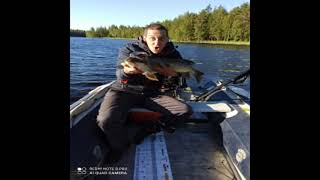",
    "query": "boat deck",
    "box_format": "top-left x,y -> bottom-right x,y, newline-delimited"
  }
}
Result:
71,119 -> 236,180
108,123 -> 236,180
70,83 -> 249,180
